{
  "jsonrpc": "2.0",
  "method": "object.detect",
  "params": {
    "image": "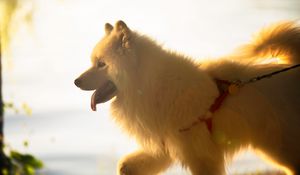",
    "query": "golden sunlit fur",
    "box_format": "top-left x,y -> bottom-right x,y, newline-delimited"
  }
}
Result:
75,21 -> 300,175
